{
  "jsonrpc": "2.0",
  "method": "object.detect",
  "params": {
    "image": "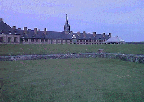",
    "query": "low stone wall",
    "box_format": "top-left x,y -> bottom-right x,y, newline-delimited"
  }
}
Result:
0,53 -> 144,64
